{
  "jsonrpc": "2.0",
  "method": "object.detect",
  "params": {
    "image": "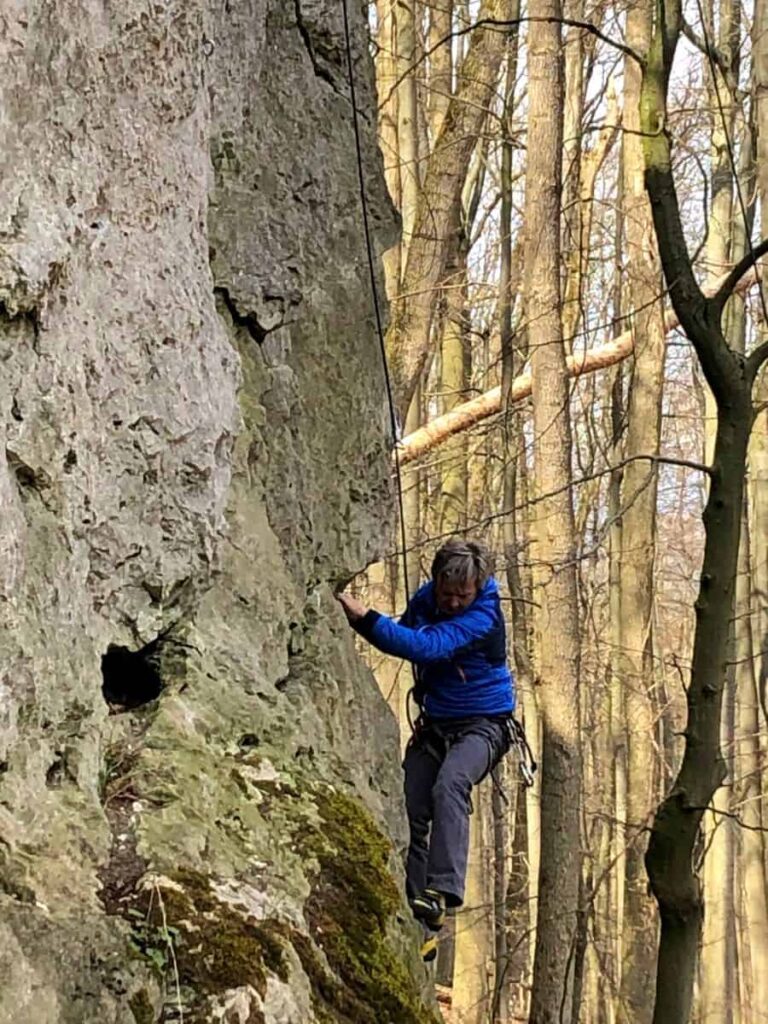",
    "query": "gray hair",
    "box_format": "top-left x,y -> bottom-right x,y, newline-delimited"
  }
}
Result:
431,539 -> 493,588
